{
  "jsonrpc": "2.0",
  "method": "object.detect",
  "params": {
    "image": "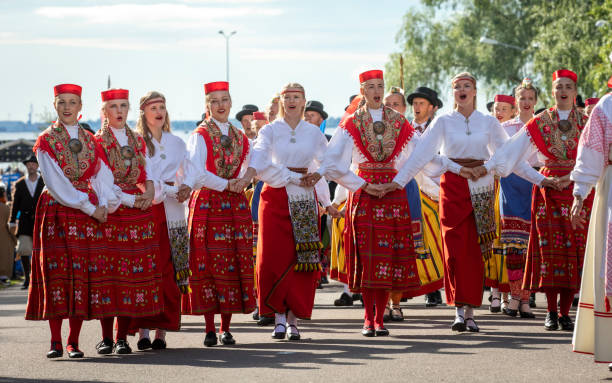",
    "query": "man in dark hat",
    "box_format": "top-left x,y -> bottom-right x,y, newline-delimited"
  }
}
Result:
9,155 -> 45,289
235,104 -> 259,132
304,100 -> 328,128
407,86 -> 443,134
